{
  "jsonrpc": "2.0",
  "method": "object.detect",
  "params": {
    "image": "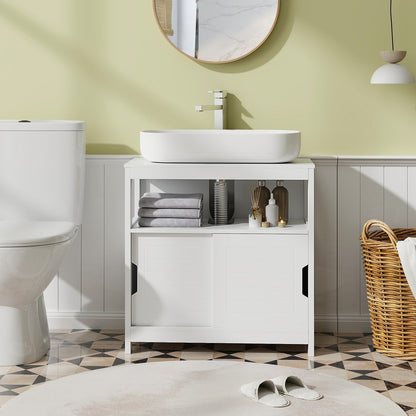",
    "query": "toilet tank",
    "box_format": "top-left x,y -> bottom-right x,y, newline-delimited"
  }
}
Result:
0,120 -> 85,224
